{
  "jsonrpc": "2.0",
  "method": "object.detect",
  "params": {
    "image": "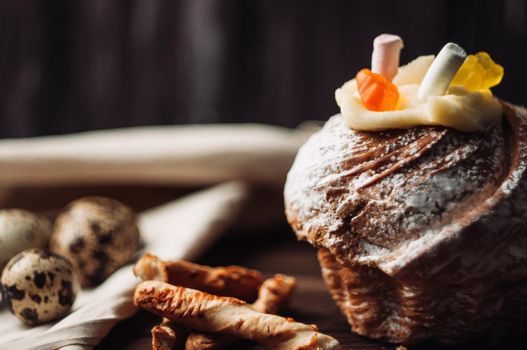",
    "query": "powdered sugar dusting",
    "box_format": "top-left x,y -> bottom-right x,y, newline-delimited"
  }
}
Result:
285,110 -> 524,272
288,104 -> 527,344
